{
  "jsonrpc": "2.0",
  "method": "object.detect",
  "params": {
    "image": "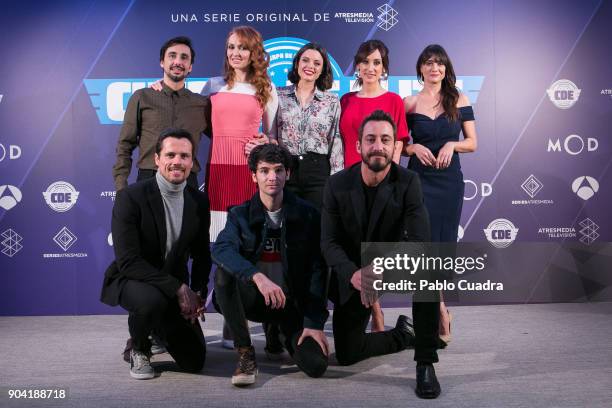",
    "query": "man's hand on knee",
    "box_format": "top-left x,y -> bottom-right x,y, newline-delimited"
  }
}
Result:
298,328 -> 329,357
252,272 -> 286,309
176,284 -> 201,322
